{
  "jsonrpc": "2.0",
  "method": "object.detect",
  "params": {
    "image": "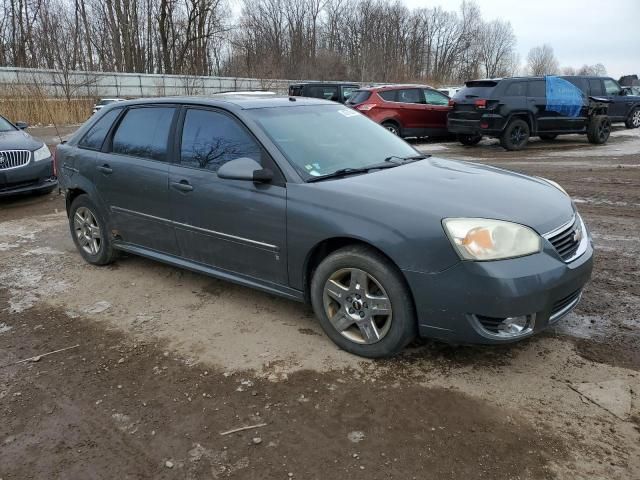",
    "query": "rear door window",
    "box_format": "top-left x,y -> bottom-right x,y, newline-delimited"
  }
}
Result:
589,79 -> 604,96
504,82 -> 527,97
79,108 -> 121,150
397,89 -> 425,104
379,90 -> 398,102
179,109 -> 262,172
111,107 -> 175,161
563,77 -> 588,94
527,80 -> 546,97
424,89 -> 449,105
